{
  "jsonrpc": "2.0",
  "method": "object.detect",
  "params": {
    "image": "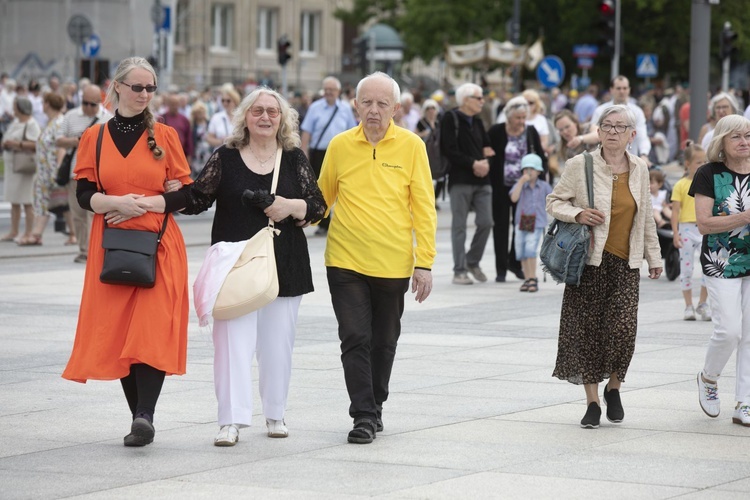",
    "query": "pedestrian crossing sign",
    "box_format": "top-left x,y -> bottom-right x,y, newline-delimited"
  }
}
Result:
636,54 -> 658,78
